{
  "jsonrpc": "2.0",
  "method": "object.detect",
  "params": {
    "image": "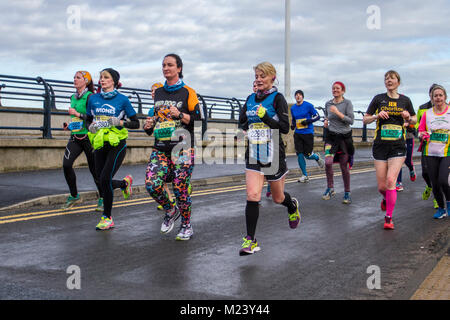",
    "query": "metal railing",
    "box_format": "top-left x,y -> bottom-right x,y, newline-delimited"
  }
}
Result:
0,74 -> 371,140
